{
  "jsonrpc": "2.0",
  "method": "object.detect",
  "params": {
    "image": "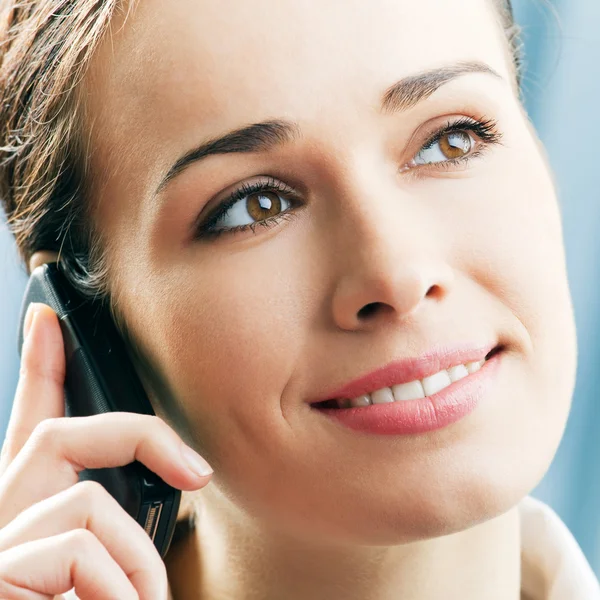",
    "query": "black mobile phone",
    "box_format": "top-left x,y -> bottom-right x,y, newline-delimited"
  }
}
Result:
17,262 -> 181,559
